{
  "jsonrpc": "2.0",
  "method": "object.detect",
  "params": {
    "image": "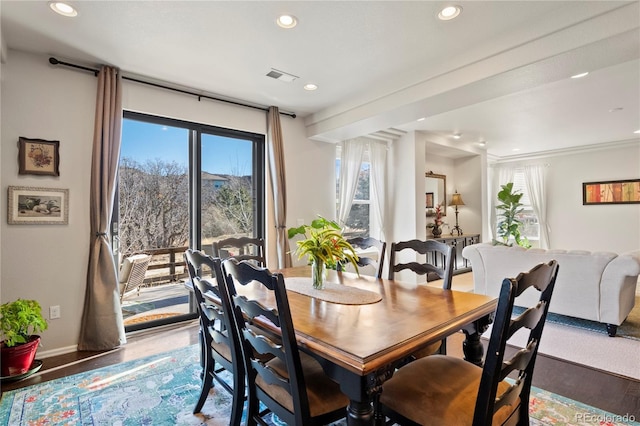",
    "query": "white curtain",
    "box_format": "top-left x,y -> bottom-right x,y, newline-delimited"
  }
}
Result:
337,138 -> 366,226
524,165 -> 550,248
489,166 -> 515,242
368,140 -> 387,240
